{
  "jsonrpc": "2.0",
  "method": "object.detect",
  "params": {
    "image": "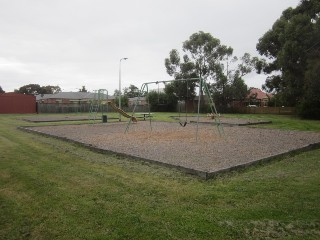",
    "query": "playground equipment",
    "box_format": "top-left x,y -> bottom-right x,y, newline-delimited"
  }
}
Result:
89,89 -> 108,123
107,101 -> 137,123
125,77 -> 224,141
